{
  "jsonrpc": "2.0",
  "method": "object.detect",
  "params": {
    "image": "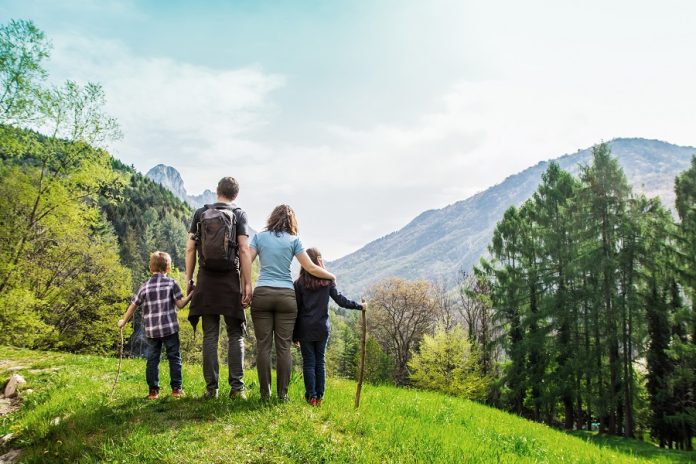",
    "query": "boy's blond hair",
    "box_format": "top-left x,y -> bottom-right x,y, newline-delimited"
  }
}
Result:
149,251 -> 172,273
